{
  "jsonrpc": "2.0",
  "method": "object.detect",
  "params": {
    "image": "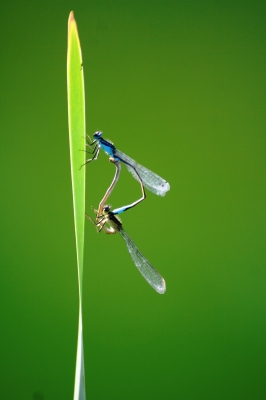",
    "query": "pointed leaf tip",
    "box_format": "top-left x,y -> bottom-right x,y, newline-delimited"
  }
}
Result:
69,11 -> 75,21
